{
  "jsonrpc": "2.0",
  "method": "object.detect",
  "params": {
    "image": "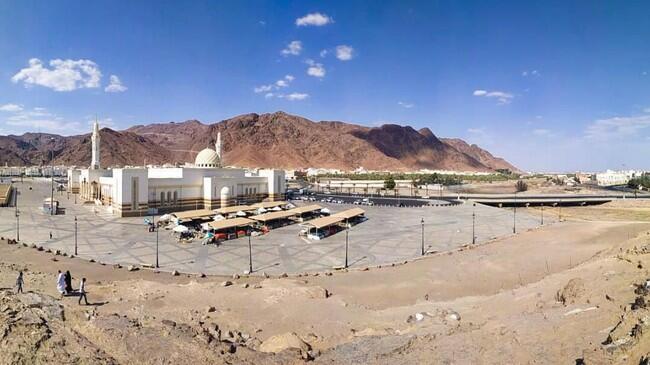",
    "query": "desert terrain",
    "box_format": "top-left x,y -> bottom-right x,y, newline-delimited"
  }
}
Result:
2,200 -> 650,364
